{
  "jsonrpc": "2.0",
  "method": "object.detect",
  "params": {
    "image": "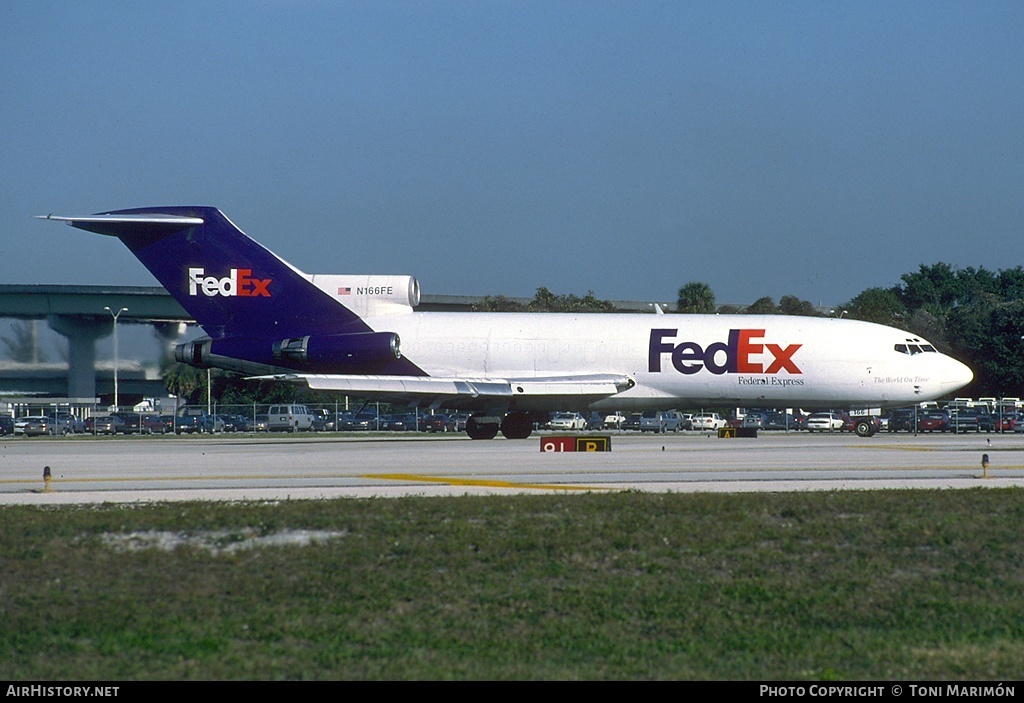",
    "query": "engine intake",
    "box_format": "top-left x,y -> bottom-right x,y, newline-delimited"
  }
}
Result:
175,338 -> 213,368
